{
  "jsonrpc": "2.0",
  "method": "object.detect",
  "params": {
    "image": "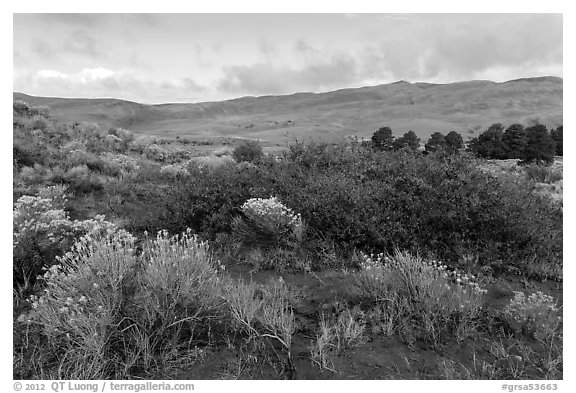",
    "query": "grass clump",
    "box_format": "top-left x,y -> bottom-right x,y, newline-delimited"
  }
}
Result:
354,250 -> 486,347
224,277 -> 297,376
502,291 -> 562,343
